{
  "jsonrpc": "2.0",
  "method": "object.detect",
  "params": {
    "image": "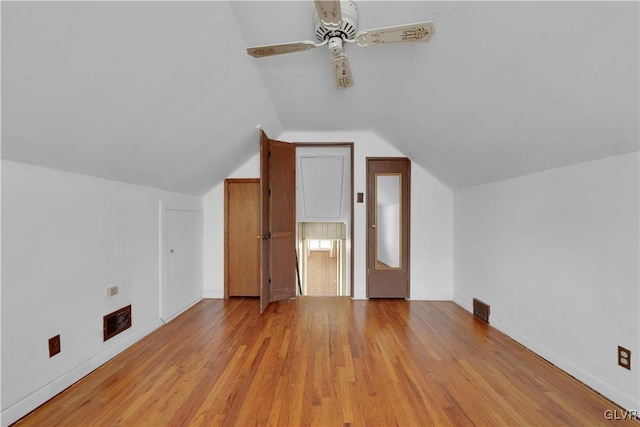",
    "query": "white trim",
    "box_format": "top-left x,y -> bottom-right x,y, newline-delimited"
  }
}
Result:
159,201 -> 168,321
161,298 -> 202,324
491,319 -> 638,411
1,319 -> 163,427
453,294 -> 473,313
203,290 -> 224,299
451,296 -> 637,411
352,292 -> 367,300
410,292 -> 453,301
165,208 -> 203,213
